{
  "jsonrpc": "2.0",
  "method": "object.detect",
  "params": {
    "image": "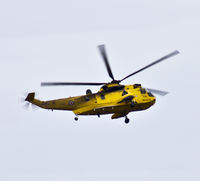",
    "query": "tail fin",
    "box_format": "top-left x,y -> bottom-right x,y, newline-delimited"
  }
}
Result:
25,92 -> 35,102
24,92 -> 44,109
